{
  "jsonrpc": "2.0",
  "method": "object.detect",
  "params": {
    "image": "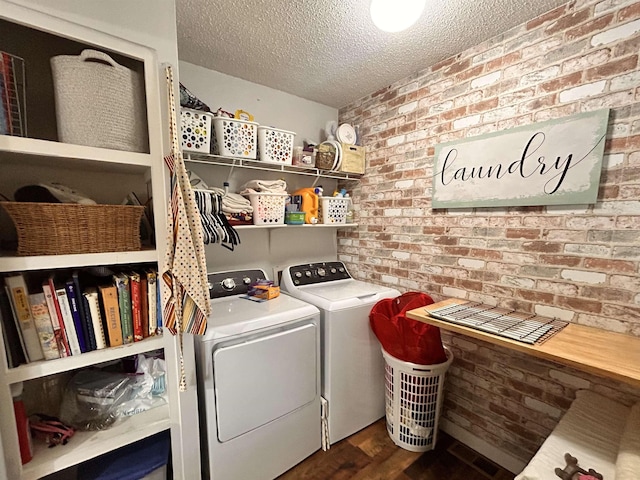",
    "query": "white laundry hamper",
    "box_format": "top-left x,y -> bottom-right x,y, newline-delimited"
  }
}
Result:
382,346 -> 453,452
